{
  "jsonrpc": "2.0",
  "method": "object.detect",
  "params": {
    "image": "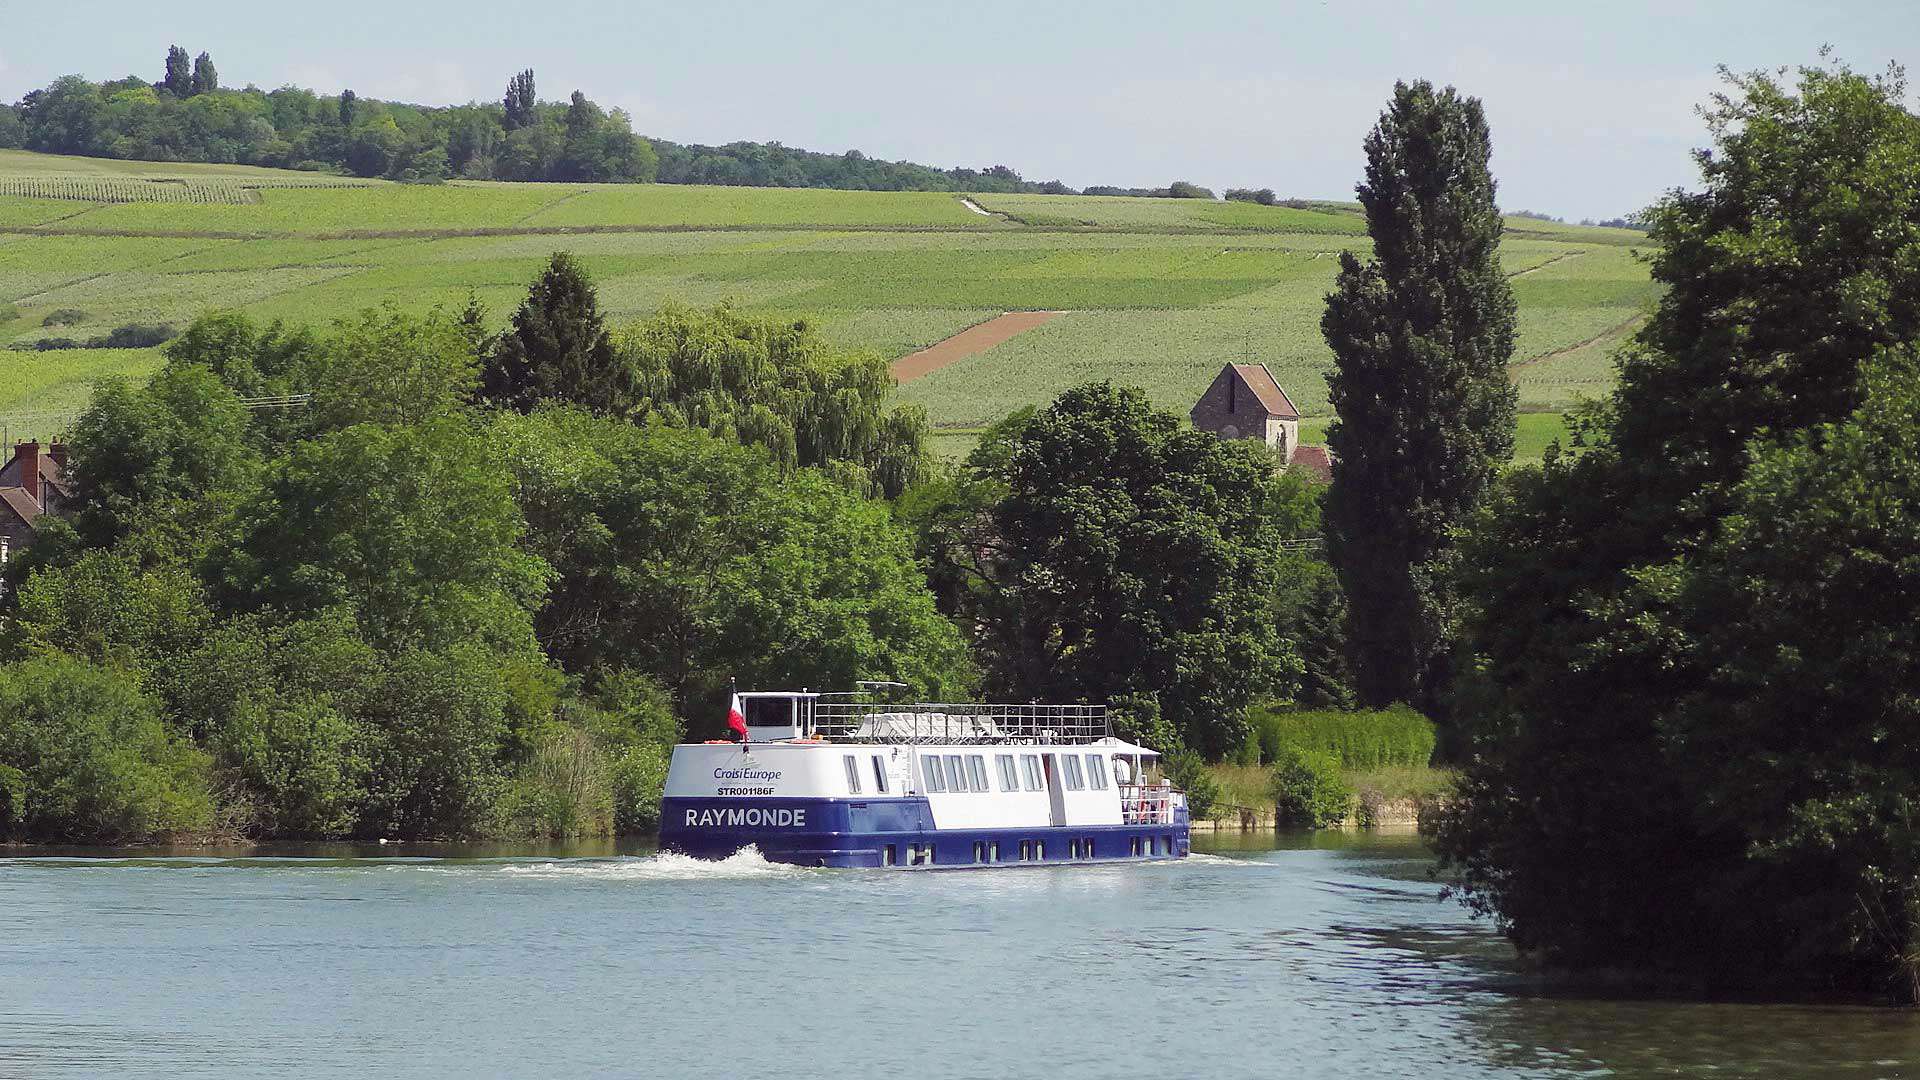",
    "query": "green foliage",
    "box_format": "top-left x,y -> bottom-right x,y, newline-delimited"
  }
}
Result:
356,644 -> 512,839
1436,60 -> 1920,999
497,409 -> 972,717
493,723 -> 613,839
930,382 -> 1295,757
1249,705 -> 1435,771
1164,750 -> 1220,821
309,304 -> 480,429
63,362 -> 260,549
213,694 -> 365,838
0,655 -> 214,843
1267,746 -> 1353,828
43,308 -> 88,327
479,253 -> 627,415
12,549 -> 214,671
211,417 -> 549,653
1321,80 -> 1518,711
621,302 -> 929,497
